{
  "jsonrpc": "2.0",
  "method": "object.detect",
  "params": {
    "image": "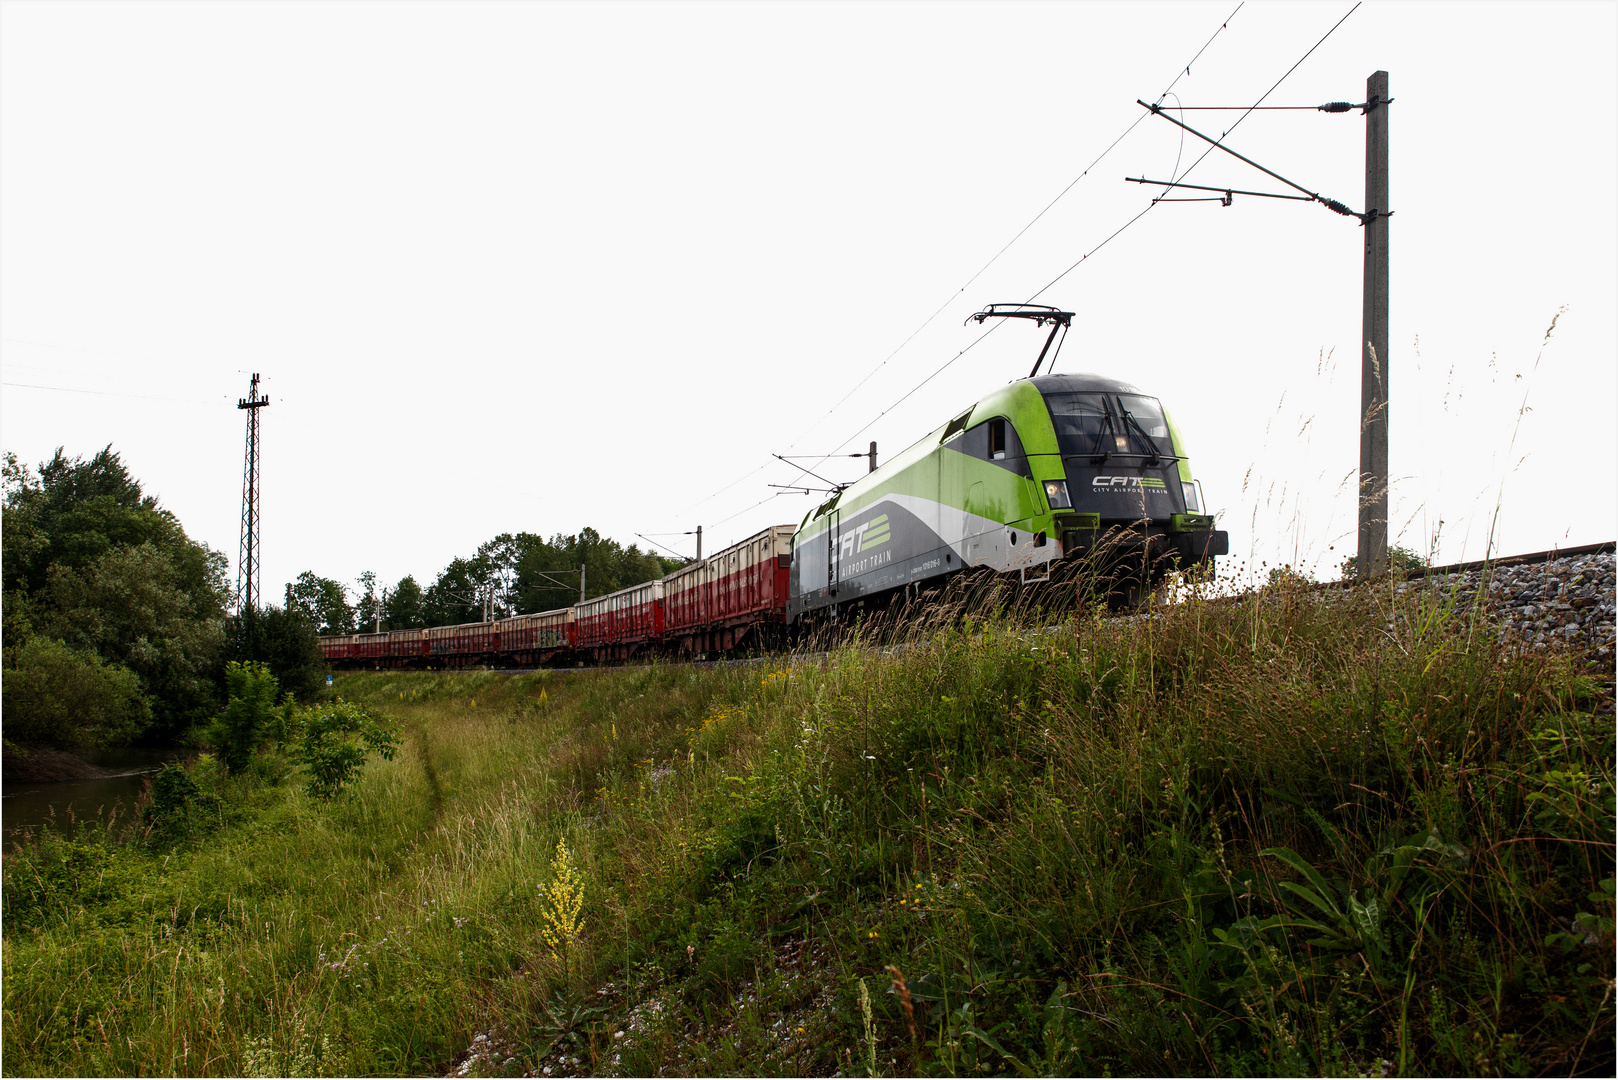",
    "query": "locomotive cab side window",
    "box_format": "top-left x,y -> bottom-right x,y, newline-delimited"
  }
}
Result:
955,417 -> 1031,477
